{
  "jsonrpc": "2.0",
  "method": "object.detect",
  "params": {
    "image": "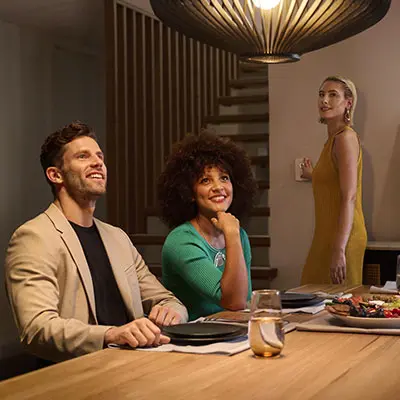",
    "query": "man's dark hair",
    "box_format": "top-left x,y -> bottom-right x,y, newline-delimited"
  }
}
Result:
40,121 -> 97,196
158,131 -> 257,228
